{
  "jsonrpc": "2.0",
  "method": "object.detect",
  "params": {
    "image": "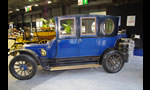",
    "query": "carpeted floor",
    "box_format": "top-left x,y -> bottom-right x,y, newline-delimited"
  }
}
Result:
8,56 -> 143,90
